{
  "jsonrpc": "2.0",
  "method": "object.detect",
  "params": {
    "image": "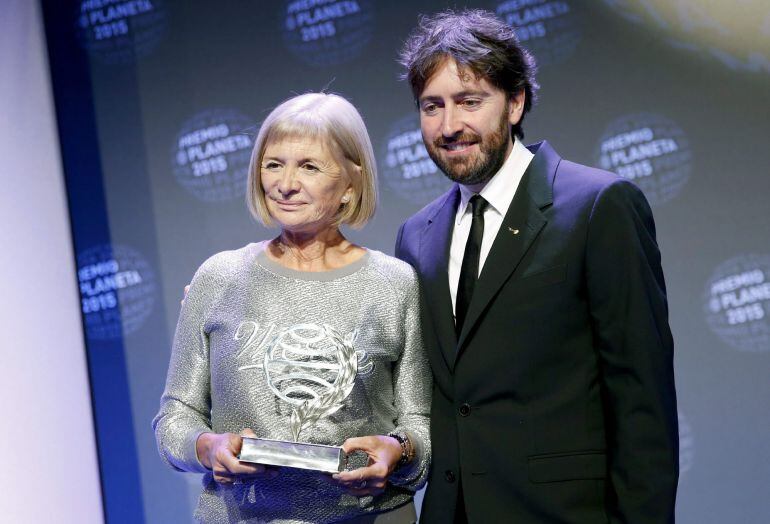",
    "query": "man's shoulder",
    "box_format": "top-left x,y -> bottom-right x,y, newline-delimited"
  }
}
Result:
553,158 -> 652,223
401,186 -> 457,229
555,158 -> 648,203
556,158 -> 623,190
